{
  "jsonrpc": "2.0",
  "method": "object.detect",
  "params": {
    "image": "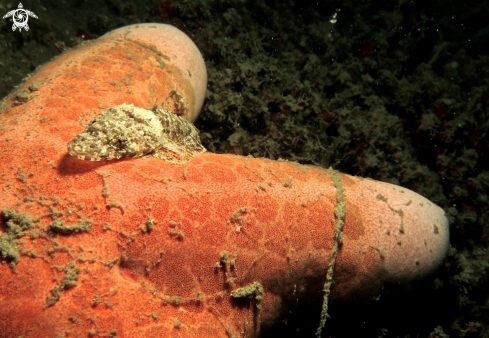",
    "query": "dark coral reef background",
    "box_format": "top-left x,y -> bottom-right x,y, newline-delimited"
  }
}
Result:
1,0 -> 489,337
